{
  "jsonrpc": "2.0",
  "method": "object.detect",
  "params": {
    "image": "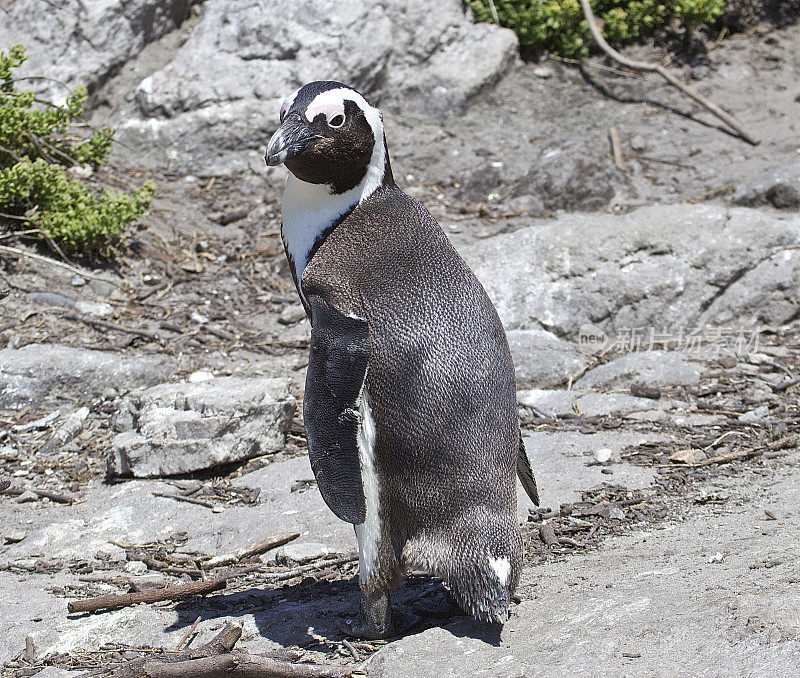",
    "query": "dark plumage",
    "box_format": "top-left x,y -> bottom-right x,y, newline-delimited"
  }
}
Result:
266,81 -> 538,637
